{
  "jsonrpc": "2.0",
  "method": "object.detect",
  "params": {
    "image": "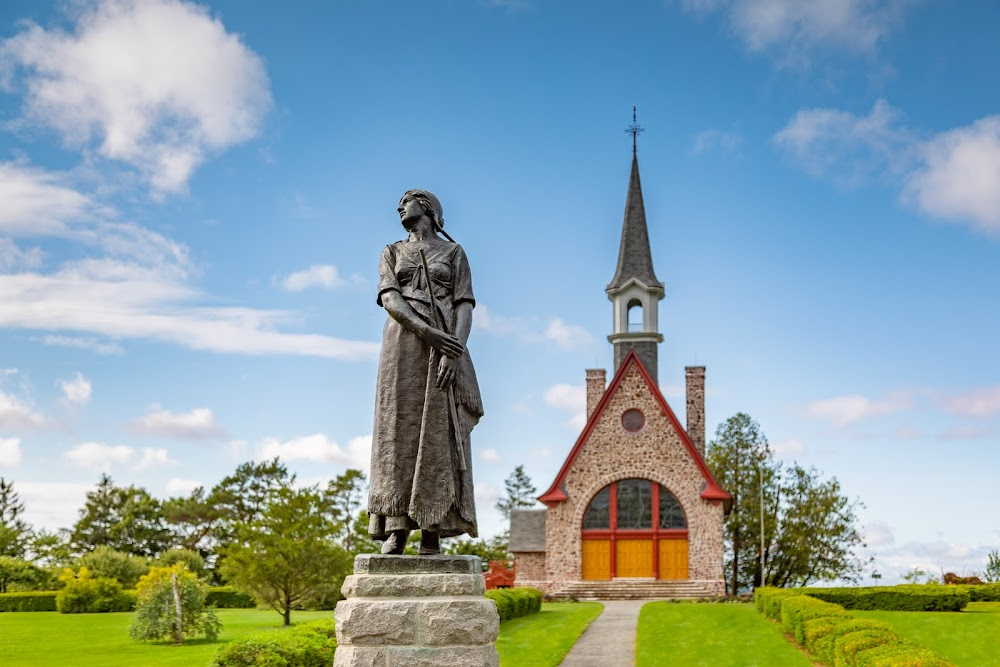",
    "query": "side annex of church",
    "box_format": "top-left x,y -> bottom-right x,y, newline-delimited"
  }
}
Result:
509,145 -> 731,599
